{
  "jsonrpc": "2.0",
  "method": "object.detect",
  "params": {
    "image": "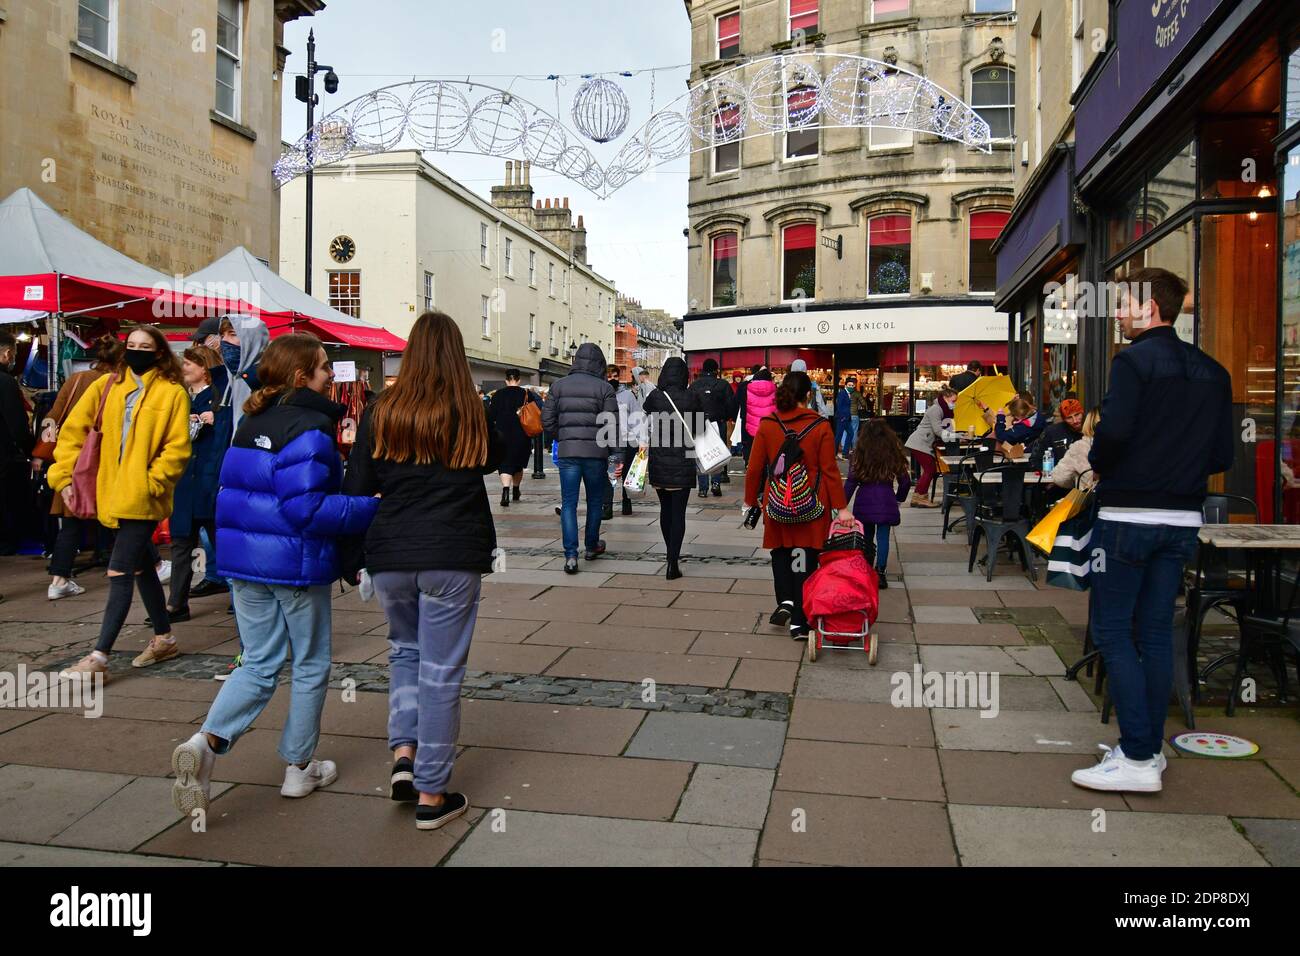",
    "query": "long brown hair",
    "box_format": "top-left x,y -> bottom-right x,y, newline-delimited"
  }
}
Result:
370,311 -> 488,468
851,419 -> 909,485
243,333 -> 323,415
91,334 -> 125,372
124,325 -> 183,383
